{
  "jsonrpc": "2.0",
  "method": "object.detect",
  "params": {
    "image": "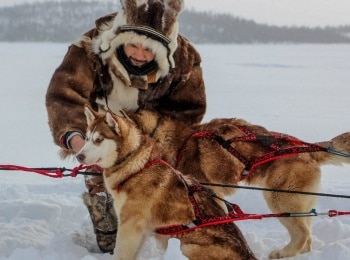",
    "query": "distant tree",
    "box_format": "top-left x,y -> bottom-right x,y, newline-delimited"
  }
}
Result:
0,0 -> 349,43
